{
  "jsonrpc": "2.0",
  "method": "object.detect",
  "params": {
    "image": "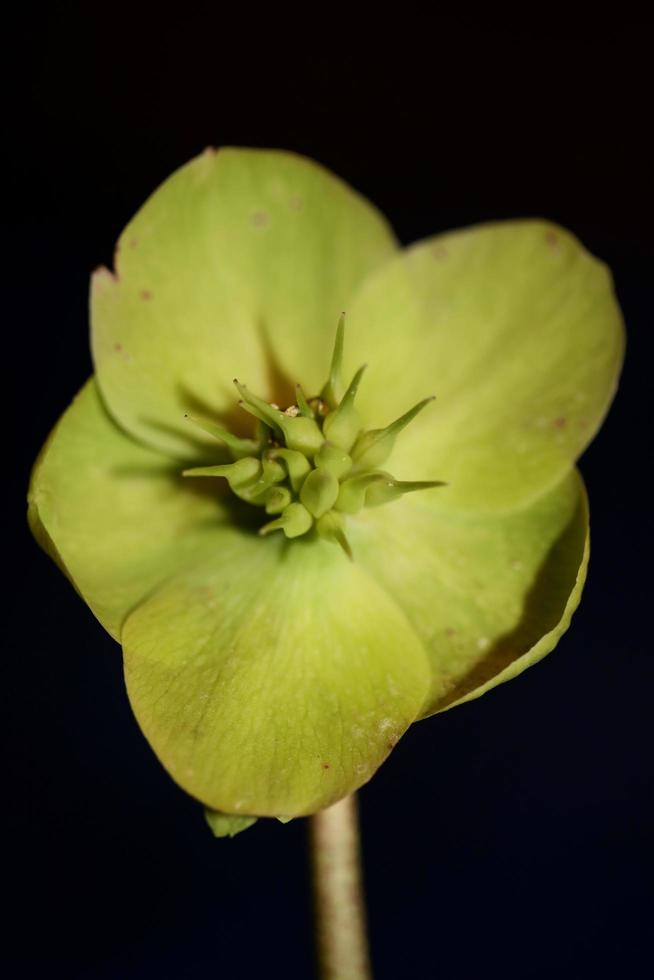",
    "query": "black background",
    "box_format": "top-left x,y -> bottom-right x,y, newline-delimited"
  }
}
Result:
5,8 -> 653,979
